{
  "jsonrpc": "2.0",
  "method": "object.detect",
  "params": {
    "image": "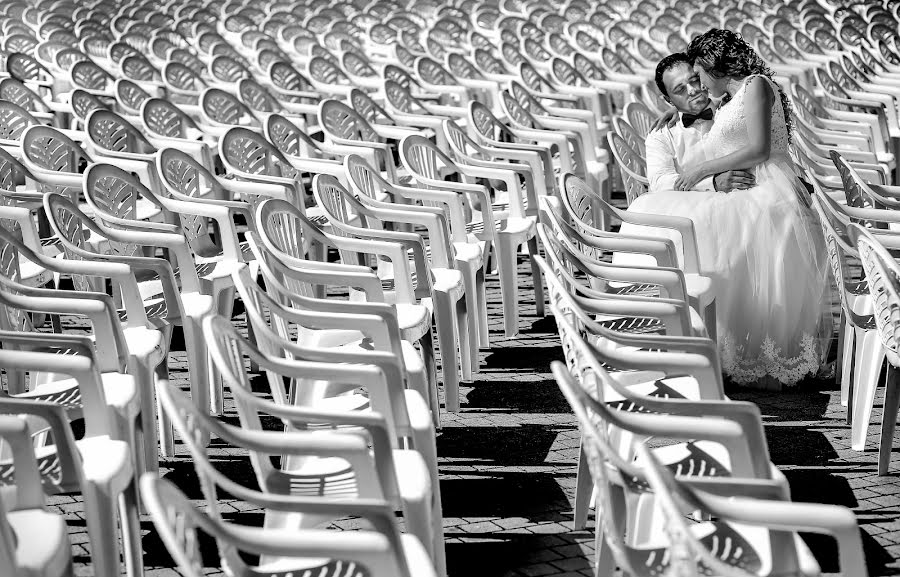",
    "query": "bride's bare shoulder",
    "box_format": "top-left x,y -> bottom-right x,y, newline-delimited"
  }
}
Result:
743,75 -> 775,106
